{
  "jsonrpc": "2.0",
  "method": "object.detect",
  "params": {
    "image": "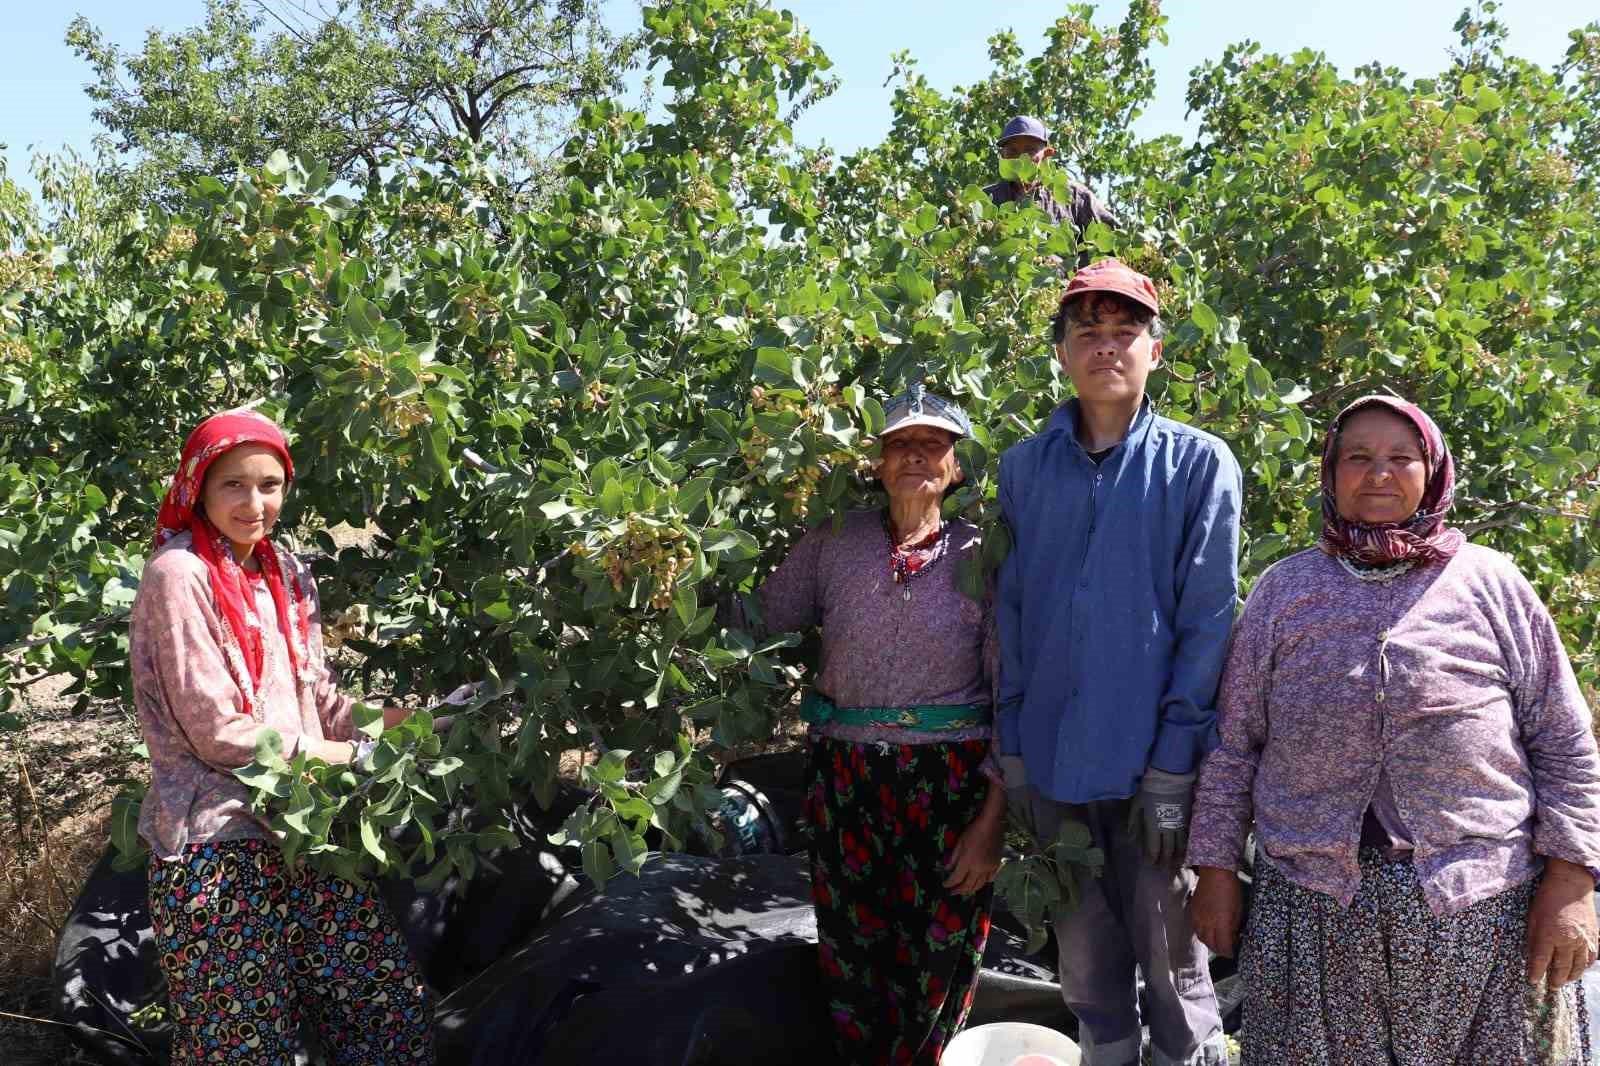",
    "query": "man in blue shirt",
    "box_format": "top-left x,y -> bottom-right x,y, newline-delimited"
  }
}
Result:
996,259 -> 1240,1066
